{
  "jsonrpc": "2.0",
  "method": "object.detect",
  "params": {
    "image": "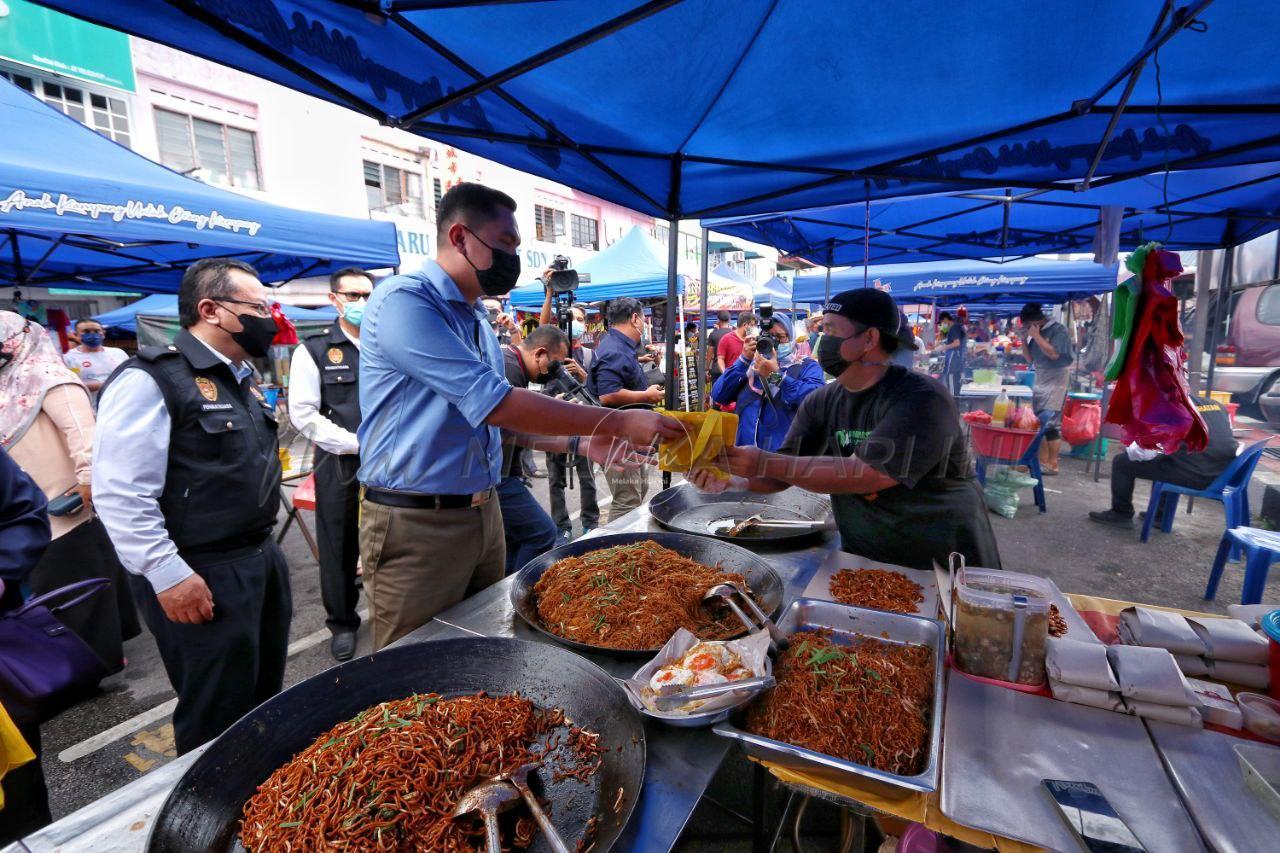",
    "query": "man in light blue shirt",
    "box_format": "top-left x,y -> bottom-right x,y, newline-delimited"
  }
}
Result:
357,183 -> 681,648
